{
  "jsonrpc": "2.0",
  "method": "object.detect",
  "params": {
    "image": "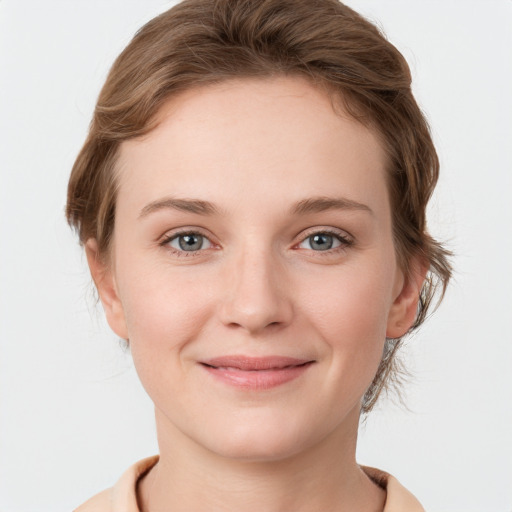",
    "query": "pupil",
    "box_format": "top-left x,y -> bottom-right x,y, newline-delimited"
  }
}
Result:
311,234 -> 333,251
179,234 -> 203,251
